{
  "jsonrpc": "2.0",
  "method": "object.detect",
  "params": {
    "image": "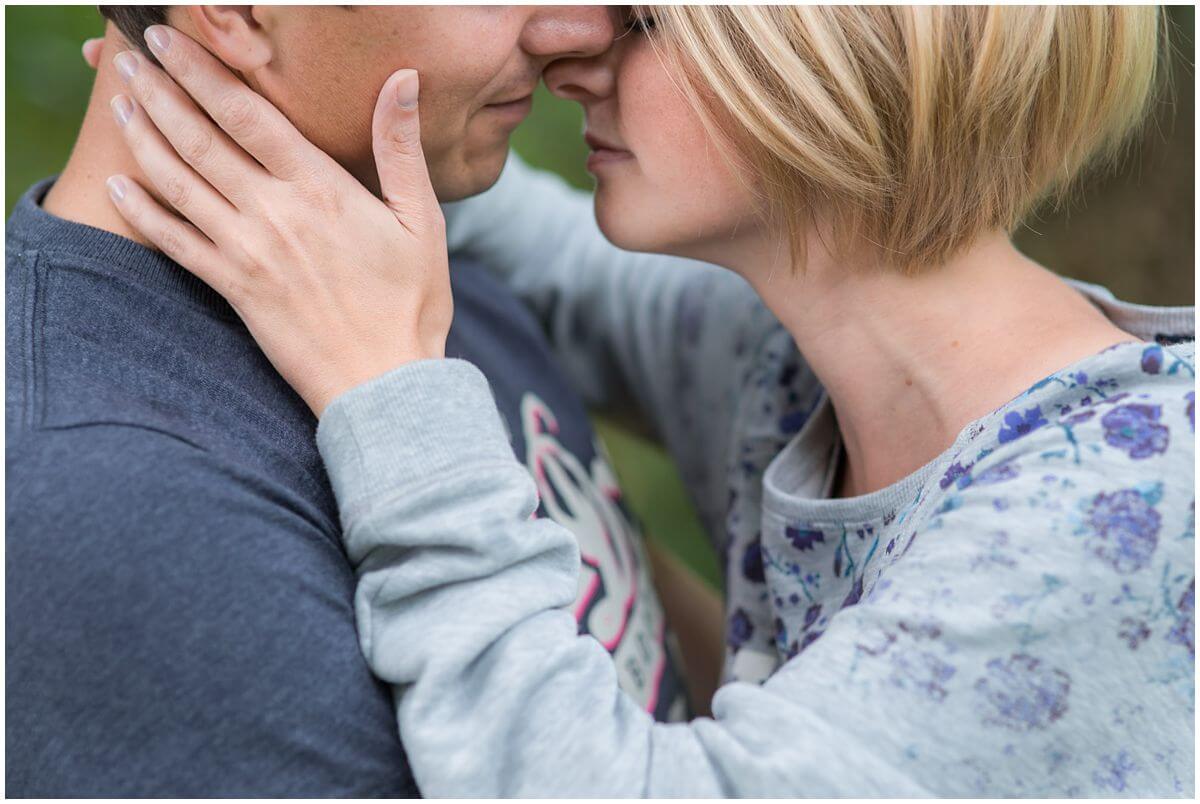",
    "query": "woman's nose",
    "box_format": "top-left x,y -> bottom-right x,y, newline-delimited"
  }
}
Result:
544,50 -> 616,104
